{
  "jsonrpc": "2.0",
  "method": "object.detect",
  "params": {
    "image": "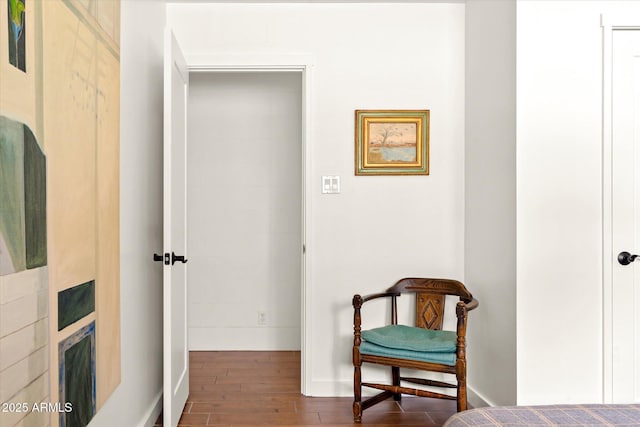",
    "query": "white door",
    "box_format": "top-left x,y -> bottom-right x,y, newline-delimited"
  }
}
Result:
611,29 -> 640,403
163,29 -> 190,426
